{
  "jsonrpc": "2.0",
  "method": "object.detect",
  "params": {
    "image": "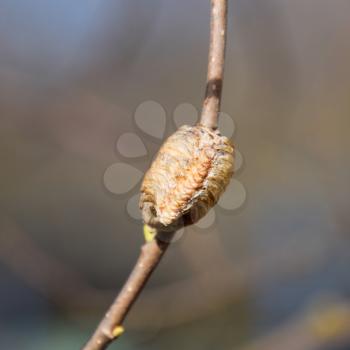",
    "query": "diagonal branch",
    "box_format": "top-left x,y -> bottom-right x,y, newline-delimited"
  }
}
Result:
82,233 -> 172,350
82,1 -> 228,349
